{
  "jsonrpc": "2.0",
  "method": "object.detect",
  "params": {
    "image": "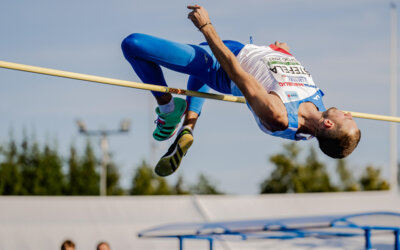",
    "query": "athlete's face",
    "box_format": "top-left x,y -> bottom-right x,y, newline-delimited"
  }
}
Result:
322,107 -> 358,134
275,41 -> 290,53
